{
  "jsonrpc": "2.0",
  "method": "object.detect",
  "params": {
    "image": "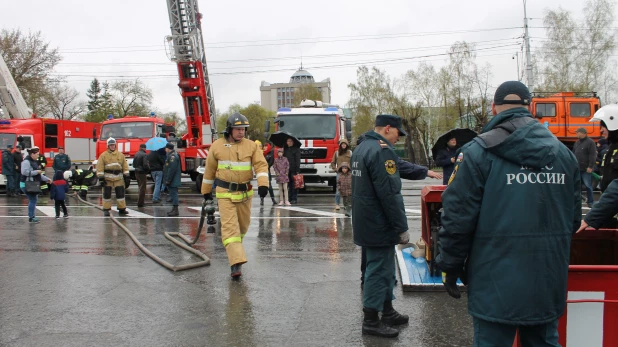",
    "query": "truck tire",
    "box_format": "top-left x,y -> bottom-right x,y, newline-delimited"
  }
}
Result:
195,174 -> 203,192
